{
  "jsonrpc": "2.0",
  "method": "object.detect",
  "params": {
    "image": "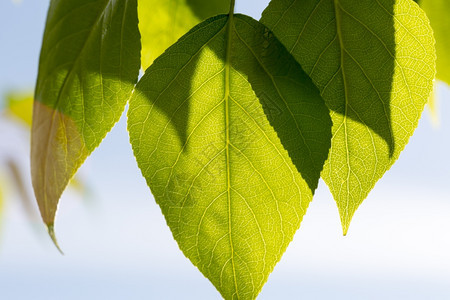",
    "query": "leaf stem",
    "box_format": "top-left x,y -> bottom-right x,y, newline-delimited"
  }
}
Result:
229,0 -> 235,16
